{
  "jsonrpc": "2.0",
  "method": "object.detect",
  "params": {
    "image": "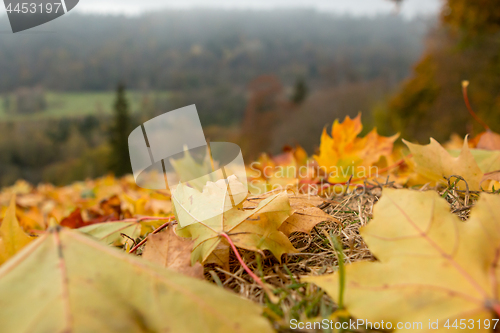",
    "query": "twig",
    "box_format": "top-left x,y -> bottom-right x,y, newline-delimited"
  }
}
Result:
445,175 -> 470,206
462,81 -> 489,131
215,266 -> 248,284
375,155 -> 410,175
116,216 -> 174,223
128,217 -> 176,254
120,233 -> 137,246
